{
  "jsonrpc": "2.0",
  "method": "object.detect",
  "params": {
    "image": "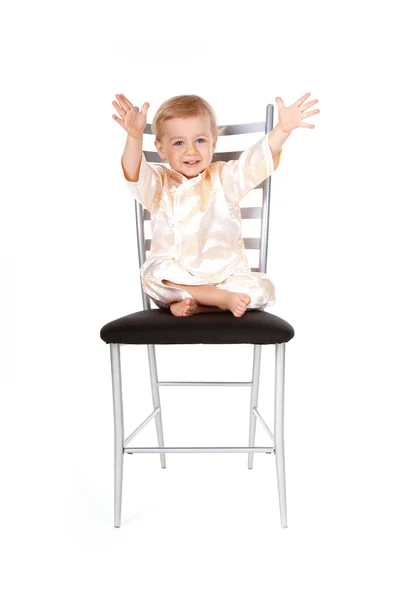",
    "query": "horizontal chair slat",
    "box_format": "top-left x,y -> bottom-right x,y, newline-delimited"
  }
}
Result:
145,238 -> 260,250
145,151 -> 243,163
242,238 -> 261,249
143,150 -> 268,167
143,122 -> 266,136
241,207 -> 262,219
143,207 -> 262,221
